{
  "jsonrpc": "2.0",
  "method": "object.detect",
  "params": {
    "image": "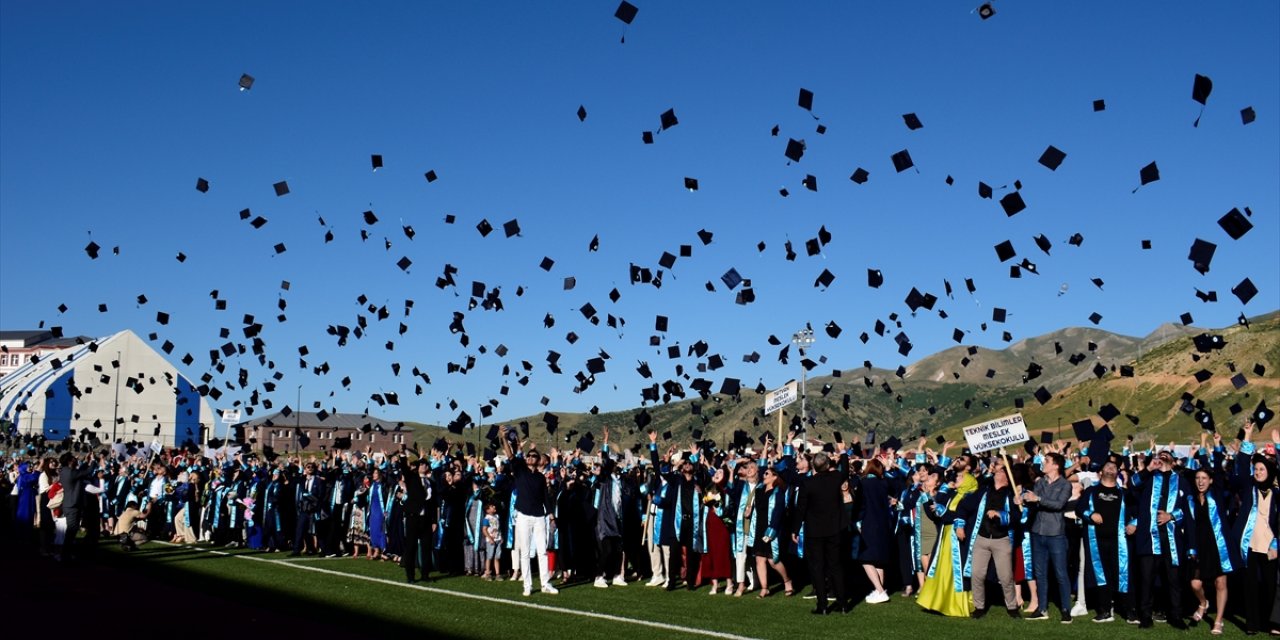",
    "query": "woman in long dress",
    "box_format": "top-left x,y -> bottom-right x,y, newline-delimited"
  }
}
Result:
918,457 -> 978,617
366,467 -> 387,559
698,465 -> 733,595
348,479 -> 371,558
858,458 -> 894,603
